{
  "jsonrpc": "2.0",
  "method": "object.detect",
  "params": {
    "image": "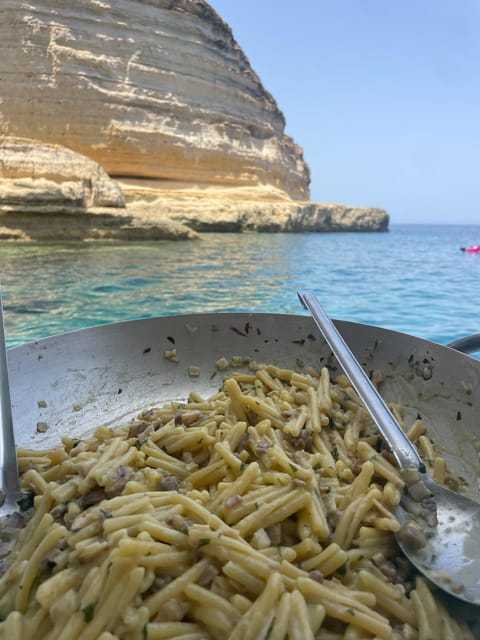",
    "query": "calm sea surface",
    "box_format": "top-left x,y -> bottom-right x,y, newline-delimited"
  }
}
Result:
1,224 -> 480,352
